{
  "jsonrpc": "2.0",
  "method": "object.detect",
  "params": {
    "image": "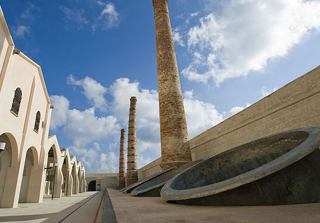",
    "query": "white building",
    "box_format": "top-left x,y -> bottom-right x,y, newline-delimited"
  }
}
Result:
0,6 -> 86,208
